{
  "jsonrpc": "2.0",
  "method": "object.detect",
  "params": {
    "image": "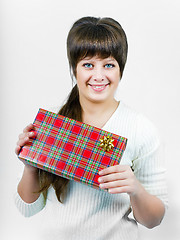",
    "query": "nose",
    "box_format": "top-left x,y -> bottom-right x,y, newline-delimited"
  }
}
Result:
92,67 -> 104,82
